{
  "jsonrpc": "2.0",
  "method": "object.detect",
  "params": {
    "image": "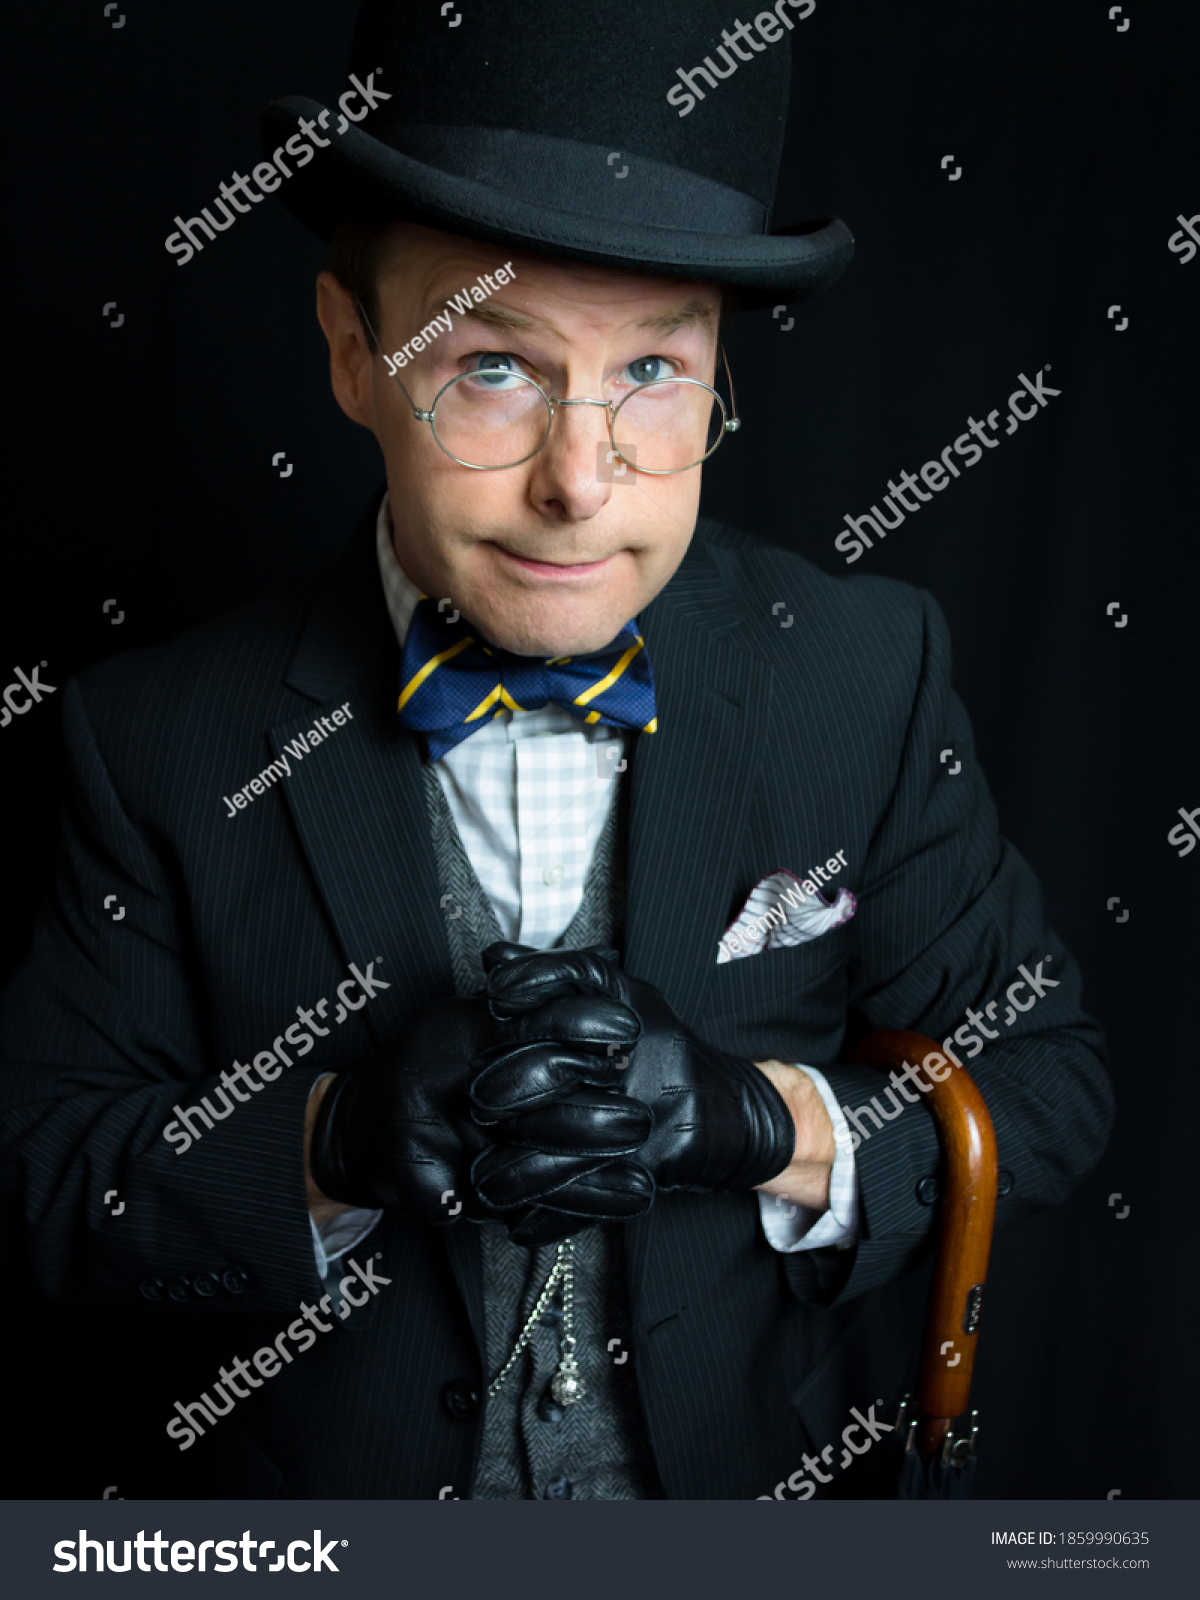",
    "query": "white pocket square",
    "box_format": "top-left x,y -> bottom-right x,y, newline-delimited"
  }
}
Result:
717,868 -> 856,964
